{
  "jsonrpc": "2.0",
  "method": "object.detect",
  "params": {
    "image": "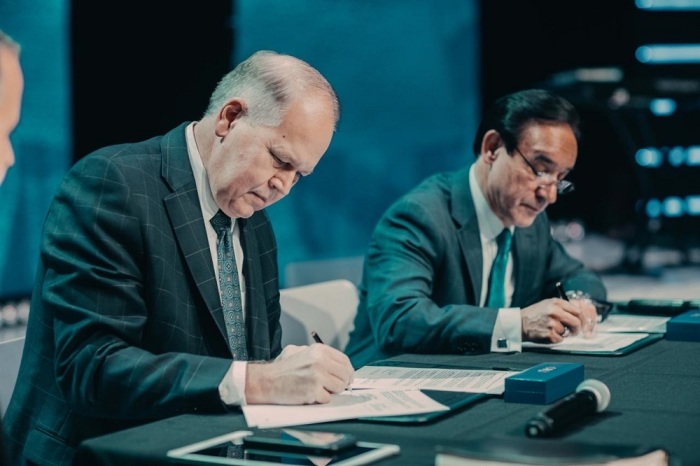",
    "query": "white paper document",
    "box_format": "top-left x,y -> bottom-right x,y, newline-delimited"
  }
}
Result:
596,314 -> 669,333
522,332 -> 650,352
352,366 -> 519,395
242,388 -> 448,429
